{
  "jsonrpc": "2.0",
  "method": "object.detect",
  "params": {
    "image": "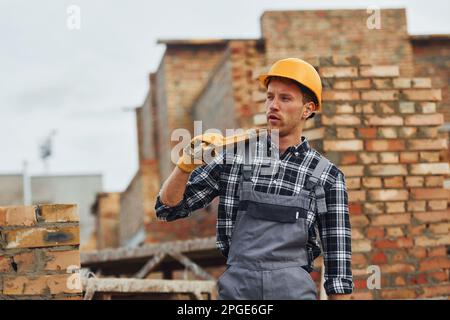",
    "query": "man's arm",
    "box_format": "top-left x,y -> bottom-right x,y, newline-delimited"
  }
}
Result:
318,170 -> 354,299
155,153 -> 223,222
159,167 -> 191,207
